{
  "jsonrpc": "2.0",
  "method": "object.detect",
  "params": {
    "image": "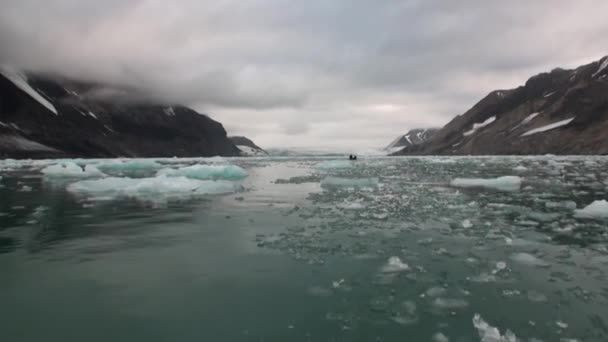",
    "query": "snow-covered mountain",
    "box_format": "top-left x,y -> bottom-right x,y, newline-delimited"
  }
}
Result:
0,67 -> 241,158
229,136 -> 268,156
385,128 -> 438,154
394,55 -> 608,155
